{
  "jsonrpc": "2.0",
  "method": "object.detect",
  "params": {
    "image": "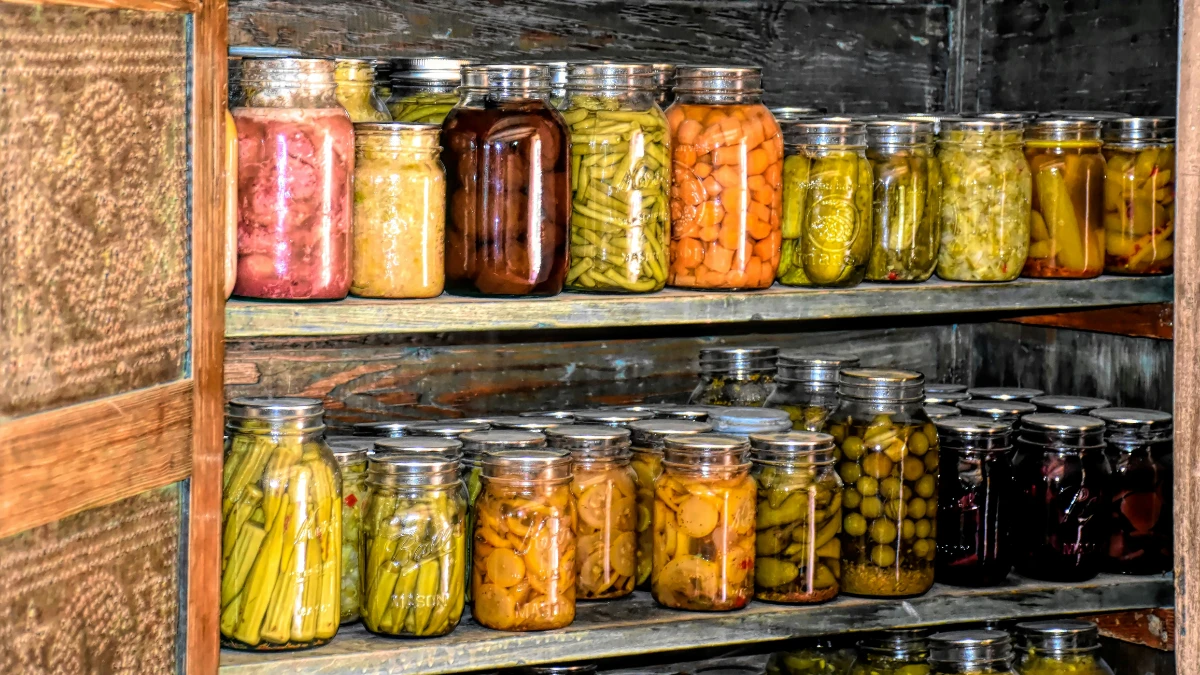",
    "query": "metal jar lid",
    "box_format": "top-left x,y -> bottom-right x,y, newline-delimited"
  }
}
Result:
777,351 -> 860,383
709,407 -> 792,437
866,119 -> 935,146
240,58 -> 336,86
545,425 -> 631,456
974,111 -> 1038,122
926,383 -> 968,394
1030,395 -> 1111,415
329,439 -> 372,465
941,117 -> 1024,133
227,397 -> 324,422
698,346 -> 779,374
566,62 -> 656,91
956,399 -> 1037,422
928,630 -> 1013,665
926,391 -> 971,405
462,64 -> 551,90
367,452 -> 461,486
934,418 -> 1012,451
967,386 -> 1044,402
533,61 -> 569,88
371,437 -> 464,458
673,65 -> 762,94
459,430 -> 546,462
859,628 -> 929,657
787,119 -> 868,147
892,113 -> 944,134
628,419 -> 713,451
353,420 -> 417,438
1050,110 -> 1127,120
923,404 -> 963,420
1019,413 -> 1106,447
1090,407 -> 1173,444
520,410 -> 577,421
1025,118 -> 1103,142
389,56 -> 473,83
1016,620 -> 1100,652
489,416 -> 573,432
749,432 -> 836,464
572,409 -> 656,428
643,404 -> 712,422
1104,116 -> 1175,143
481,449 -> 572,482
838,368 -> 925,402
408,420 -> 491,439
770,107 -> 821,124
663,433 -> 751,466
